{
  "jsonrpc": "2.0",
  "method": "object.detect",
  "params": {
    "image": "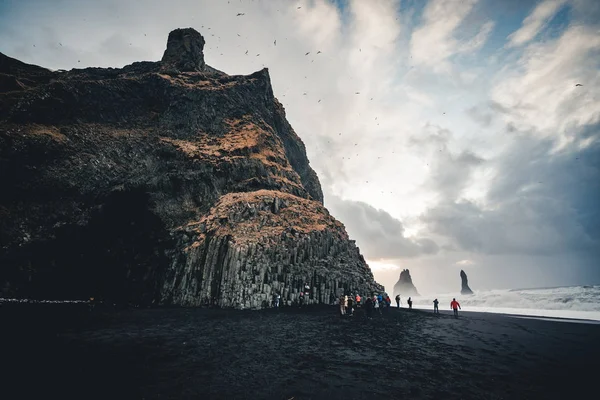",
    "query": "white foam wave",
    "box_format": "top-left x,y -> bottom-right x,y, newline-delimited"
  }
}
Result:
411,285 -> 600,321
